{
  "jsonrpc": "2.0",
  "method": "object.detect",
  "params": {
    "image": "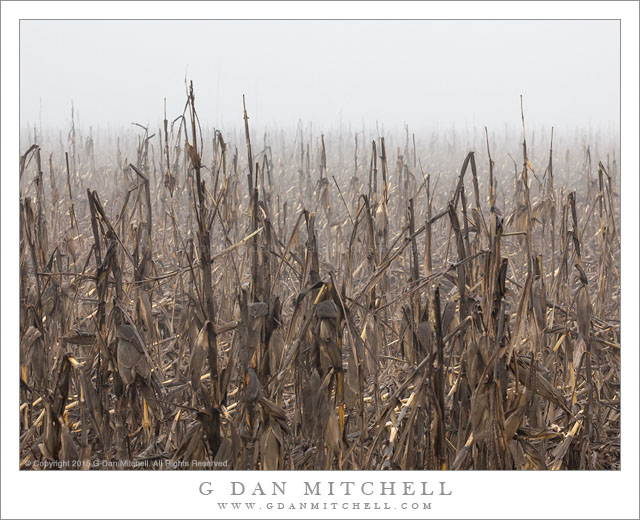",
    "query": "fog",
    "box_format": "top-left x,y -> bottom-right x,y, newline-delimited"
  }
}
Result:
20,20 -> 619,134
